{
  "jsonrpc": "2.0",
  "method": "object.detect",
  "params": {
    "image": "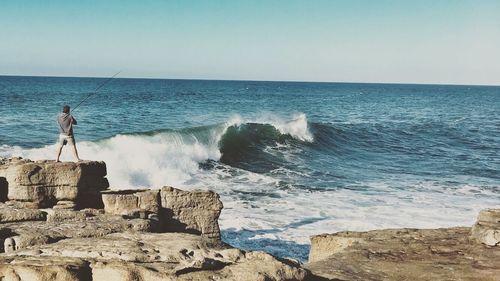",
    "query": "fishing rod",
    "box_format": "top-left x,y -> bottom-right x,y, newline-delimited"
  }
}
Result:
71,71 -> 121,112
